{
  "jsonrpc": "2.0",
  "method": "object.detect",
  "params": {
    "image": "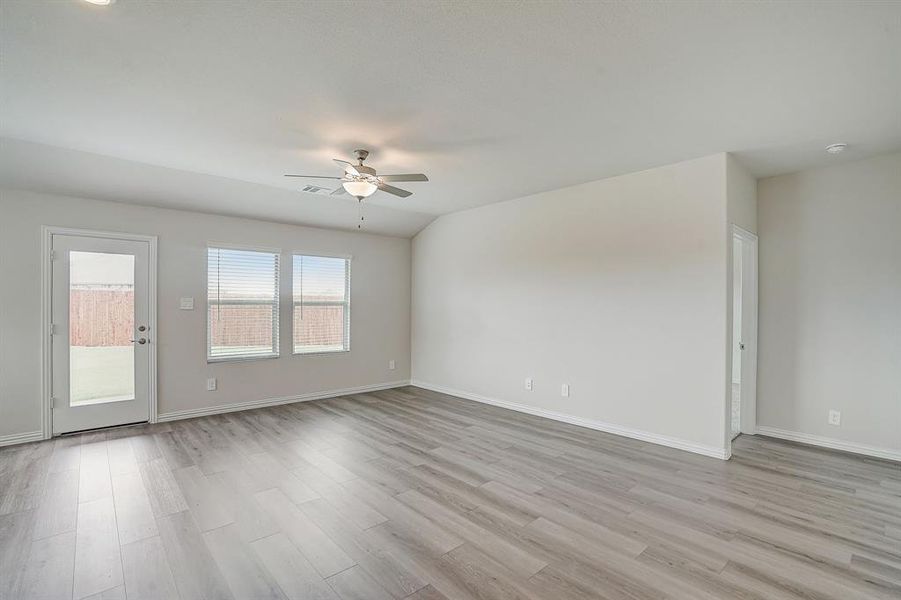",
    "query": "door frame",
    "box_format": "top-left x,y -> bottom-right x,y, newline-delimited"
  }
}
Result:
41,226 -> 158,439
728,225 -> 759,449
